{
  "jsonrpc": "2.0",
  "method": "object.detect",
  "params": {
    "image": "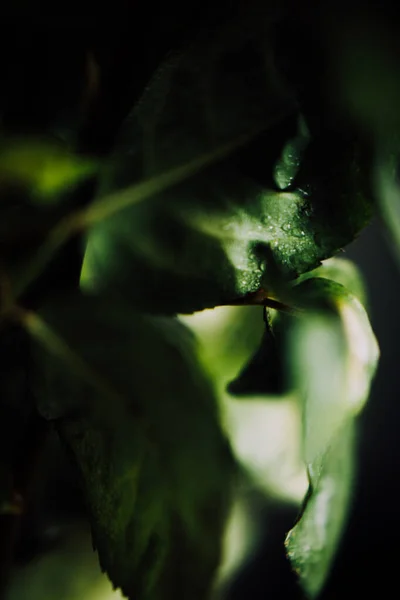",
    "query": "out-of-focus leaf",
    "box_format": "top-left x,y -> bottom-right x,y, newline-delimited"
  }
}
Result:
82,4 -> 372,315
374,142 -> 400,266
286,421 -> 355,599
295,257 -> 367,307
28,293 -> 233,599
179,306 -> 264,387
285,278 -> 379,598
227,257 -> 368,400
181,305 -> 308,507
0,139 -> 96,203
273,114 -> 310,190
